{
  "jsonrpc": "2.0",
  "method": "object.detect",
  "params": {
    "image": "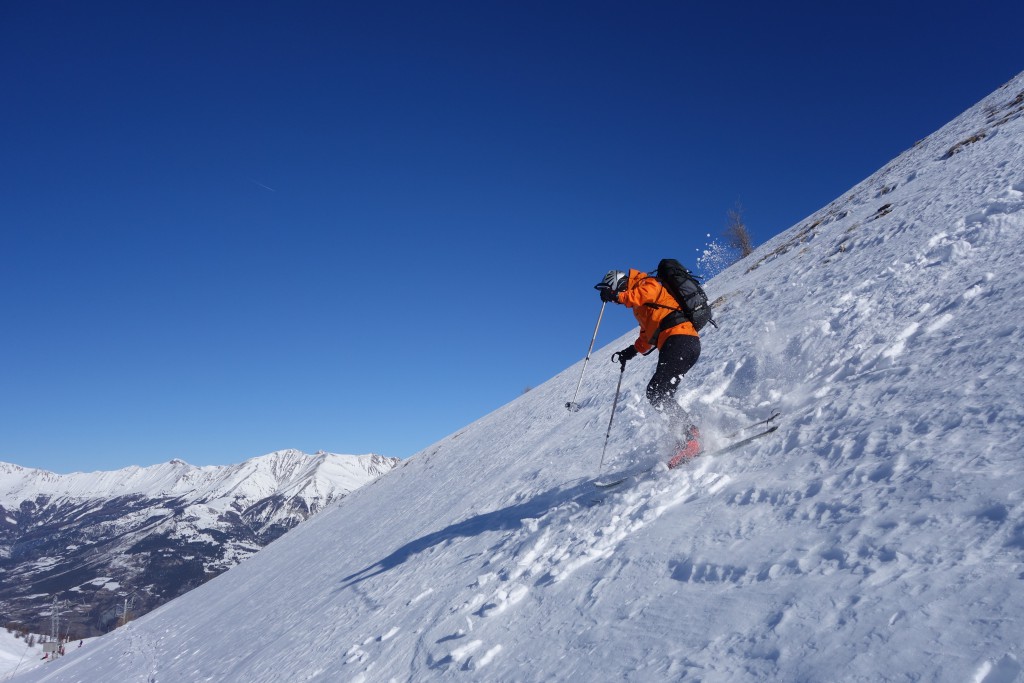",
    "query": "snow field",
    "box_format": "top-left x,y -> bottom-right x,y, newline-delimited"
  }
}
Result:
0,630 -> 43,679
